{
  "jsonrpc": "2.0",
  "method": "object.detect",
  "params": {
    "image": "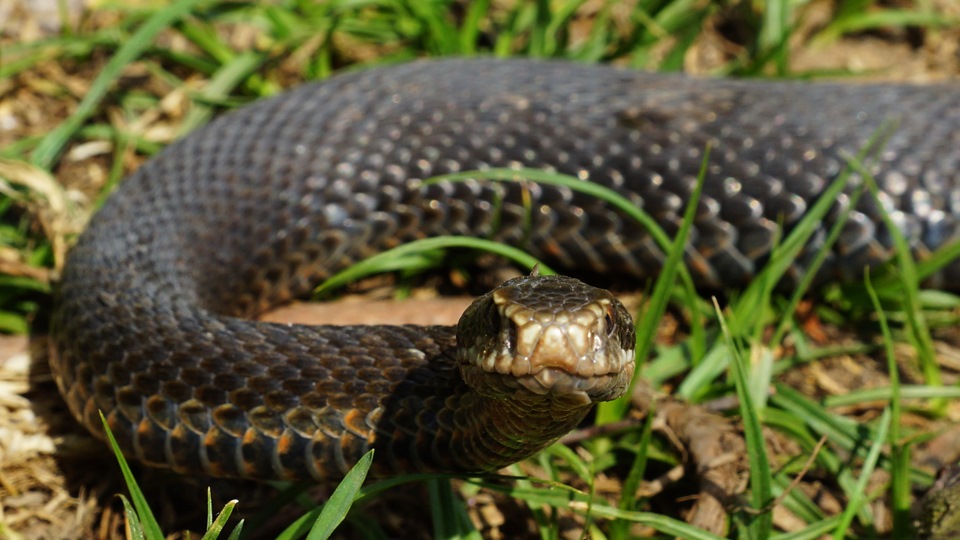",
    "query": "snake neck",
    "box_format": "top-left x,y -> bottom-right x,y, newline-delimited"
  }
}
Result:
458,392 -> 594,471
377,385 -> 594,475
